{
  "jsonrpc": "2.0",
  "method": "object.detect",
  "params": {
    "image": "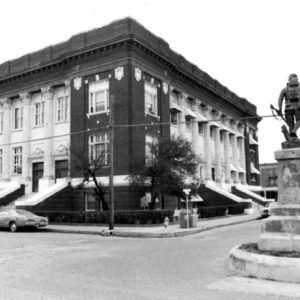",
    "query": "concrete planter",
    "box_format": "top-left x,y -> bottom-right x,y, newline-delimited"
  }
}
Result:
229,244 -> 300,283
